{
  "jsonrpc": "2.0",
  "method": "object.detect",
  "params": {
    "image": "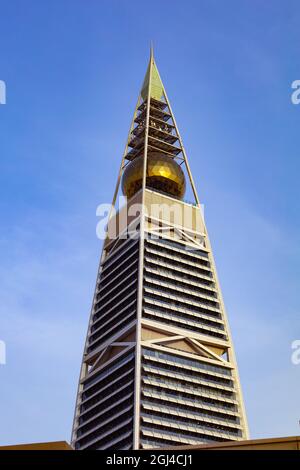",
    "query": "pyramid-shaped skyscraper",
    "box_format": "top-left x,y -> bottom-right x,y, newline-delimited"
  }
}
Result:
72,50 -> 249,450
